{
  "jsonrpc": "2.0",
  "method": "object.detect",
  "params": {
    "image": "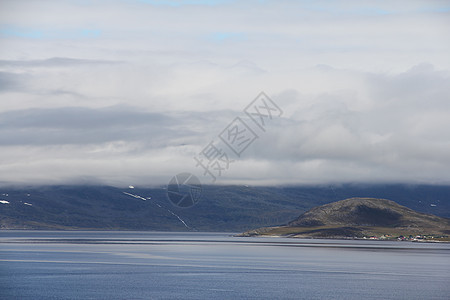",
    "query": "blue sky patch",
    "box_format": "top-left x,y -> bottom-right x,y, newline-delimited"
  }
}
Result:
137,0 -> 233,7
0,27 -> 44,39
0,26 -> 102,39
209,32 -> 246,42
